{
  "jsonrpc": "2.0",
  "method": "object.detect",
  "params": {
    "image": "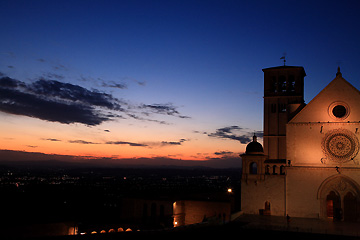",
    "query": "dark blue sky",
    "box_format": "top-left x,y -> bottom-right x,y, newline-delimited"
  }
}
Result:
1,0 -> 360,162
